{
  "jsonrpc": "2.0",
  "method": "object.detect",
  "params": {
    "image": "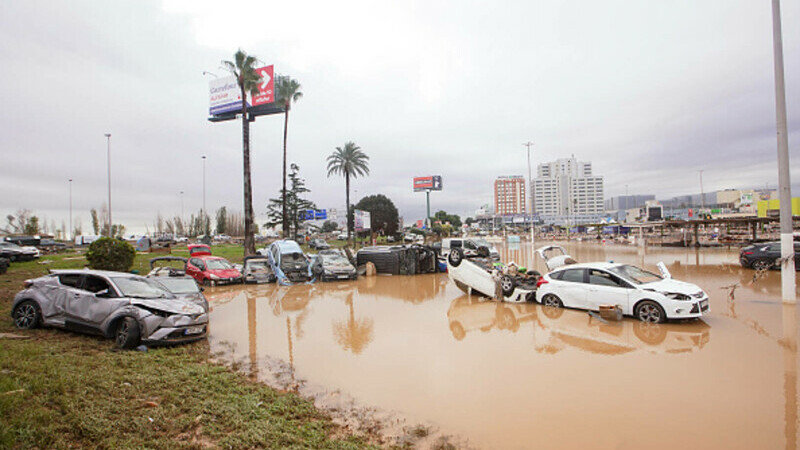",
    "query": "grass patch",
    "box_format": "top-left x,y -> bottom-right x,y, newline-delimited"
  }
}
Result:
0,252 -> 373,449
